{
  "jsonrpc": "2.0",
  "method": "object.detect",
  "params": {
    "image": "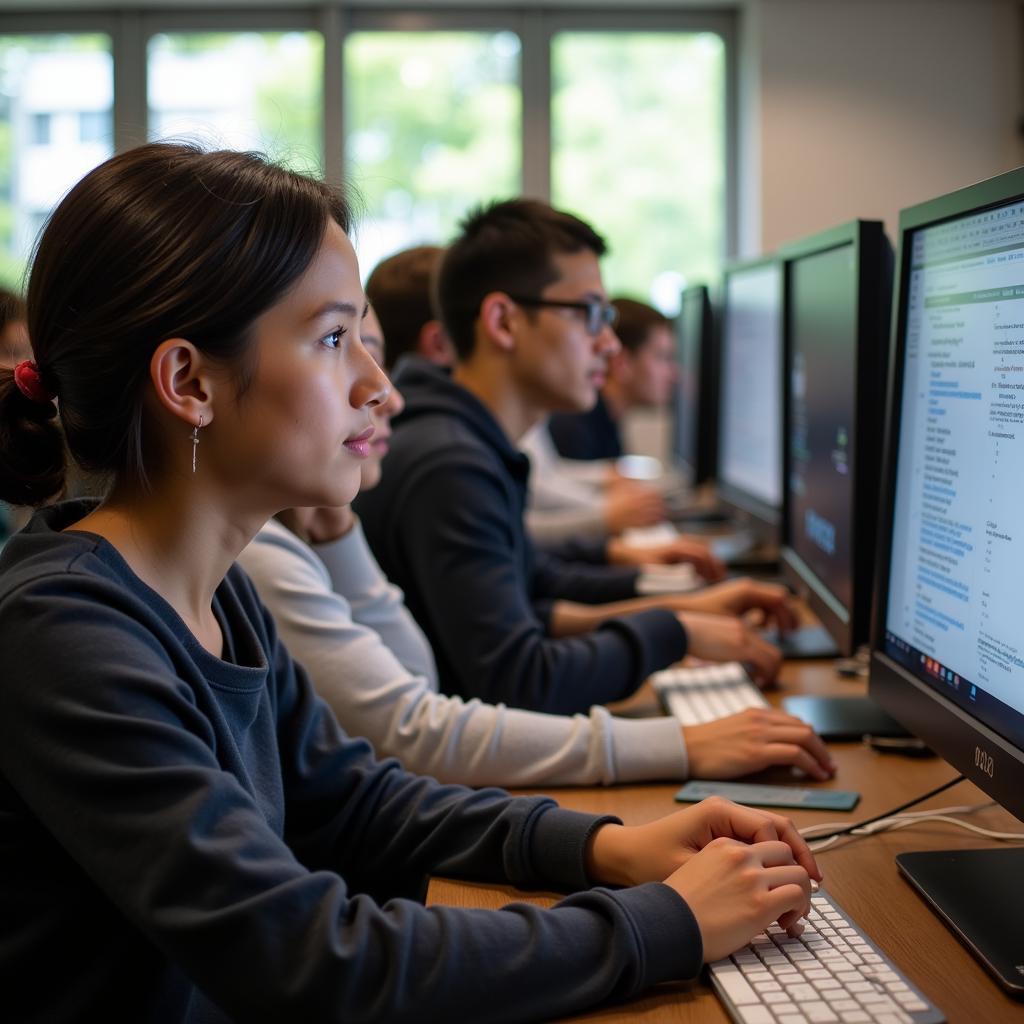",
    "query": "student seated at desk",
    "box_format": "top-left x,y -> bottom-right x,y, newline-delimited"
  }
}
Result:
364,241 -> 682,547
356,199 -> 793,715
547,296 -> 674,462
0,141 -> 823,1024
241,307 -> 834,787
